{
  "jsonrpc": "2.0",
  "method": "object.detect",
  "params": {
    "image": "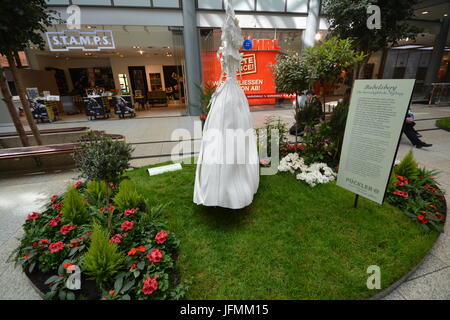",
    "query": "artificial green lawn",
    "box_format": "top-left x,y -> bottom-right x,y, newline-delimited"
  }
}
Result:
127,161 -> 438,300
436,118 -> 450,132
